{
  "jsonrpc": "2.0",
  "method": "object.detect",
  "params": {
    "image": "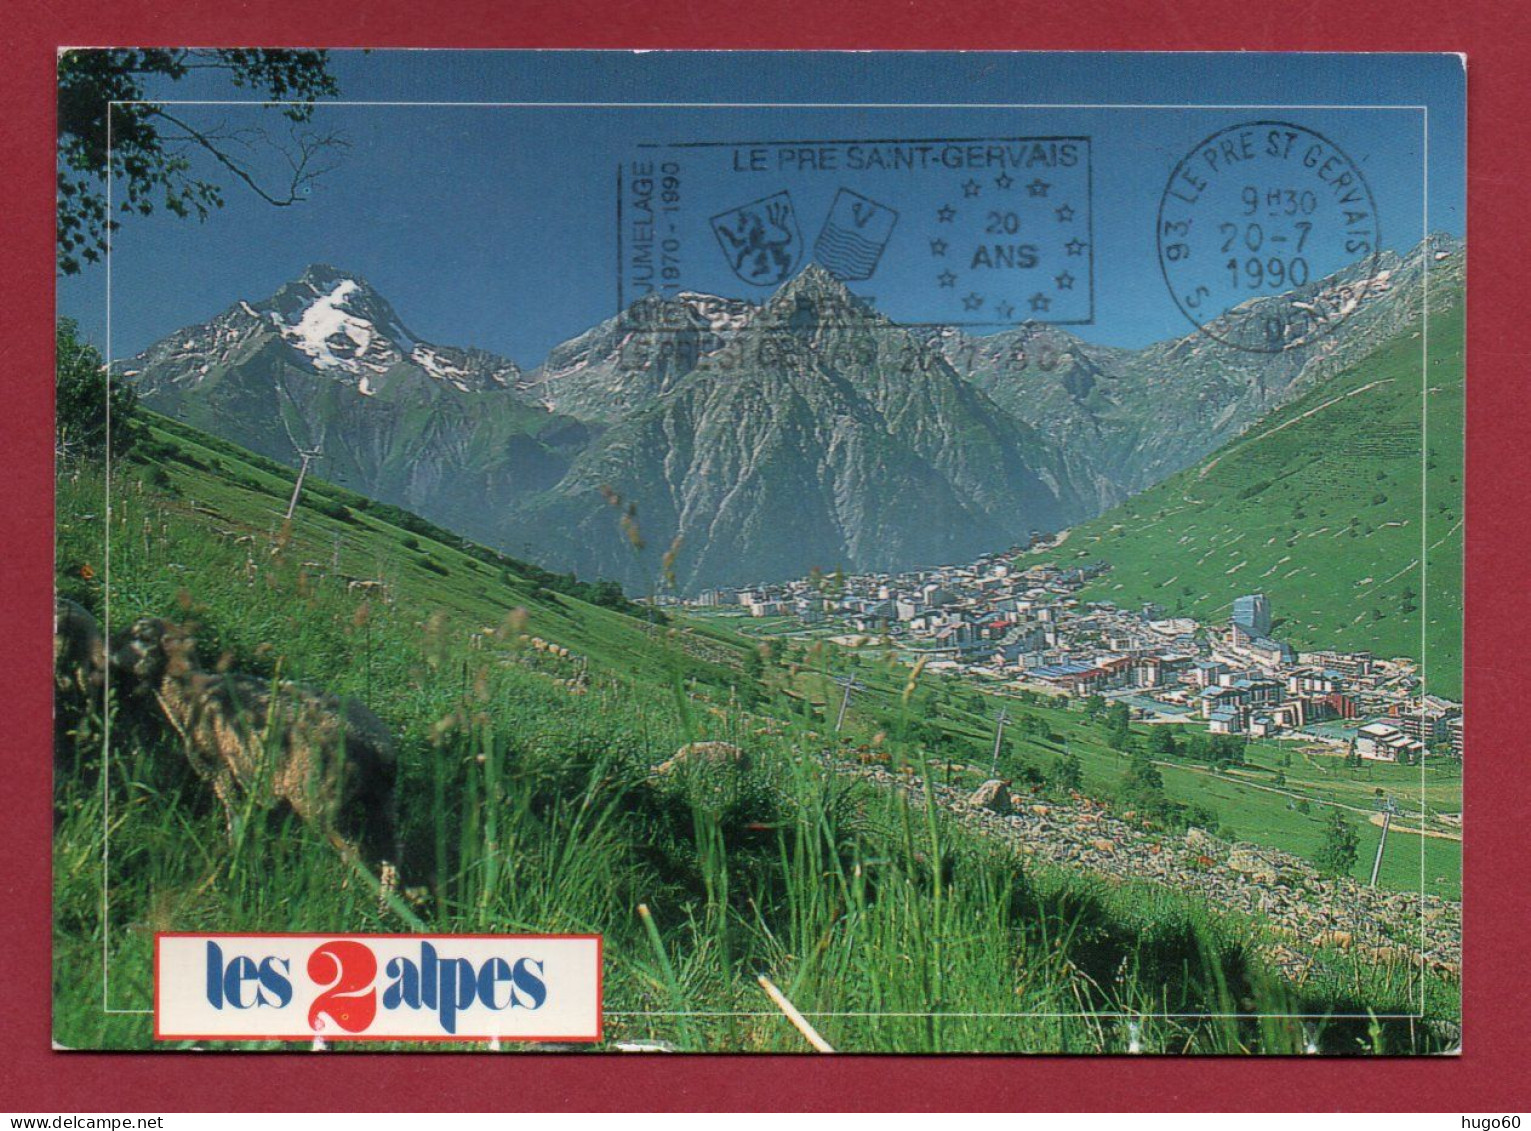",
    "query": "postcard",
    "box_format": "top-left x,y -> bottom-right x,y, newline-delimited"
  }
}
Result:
52,49 -> 1464,1054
